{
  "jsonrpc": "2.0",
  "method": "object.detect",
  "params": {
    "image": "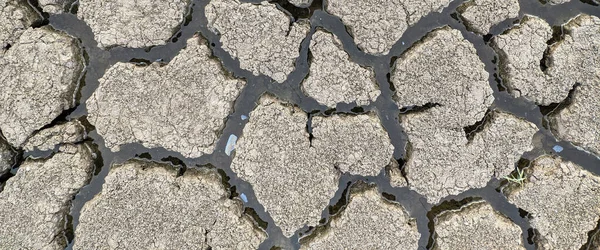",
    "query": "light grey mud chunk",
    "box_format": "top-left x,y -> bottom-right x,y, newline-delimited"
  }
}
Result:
311,113 -> 394,176
0,144 -> 94,249
78,0 -> 189,48
0,0 -> 39,49
302,30 -> 380,107
206,0 -> 310,83
505,155 -> 600,250
390,27 -> 537,203
38,0 -> 72,14
0,26 -> 84,148
0,136 -> 15,175
300,185 -> 419,249
87,35 -> 244,158
434,201 -> 524,250
231,95 -> 340,236
74,160 -> 266,249
492,14 -> 600,106
24,120 -> 86,151
289,0 -> 312,7
326,0 -> 453,55
458,0 -> 520,34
